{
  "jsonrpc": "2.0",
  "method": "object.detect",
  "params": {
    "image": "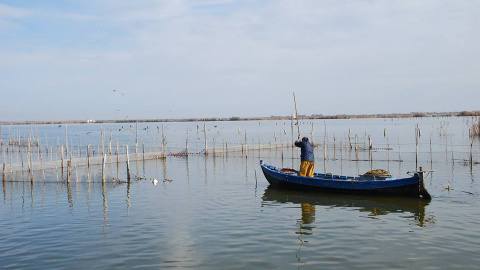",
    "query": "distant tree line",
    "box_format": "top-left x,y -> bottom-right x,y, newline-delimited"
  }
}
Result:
2,111 -> 479,126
